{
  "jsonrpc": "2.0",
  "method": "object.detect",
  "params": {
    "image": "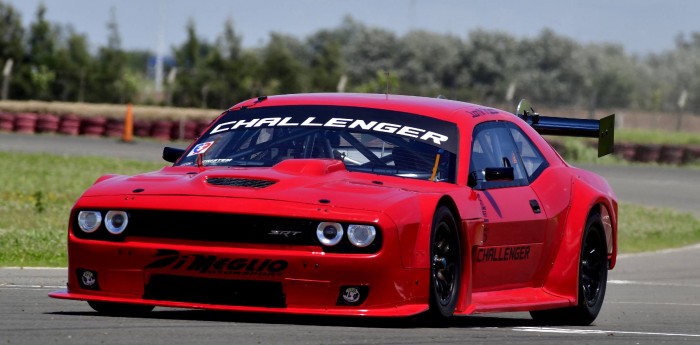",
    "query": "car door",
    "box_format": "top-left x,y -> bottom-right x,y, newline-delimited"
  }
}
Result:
468,121 -> 549,292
